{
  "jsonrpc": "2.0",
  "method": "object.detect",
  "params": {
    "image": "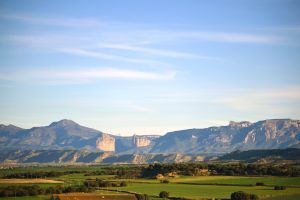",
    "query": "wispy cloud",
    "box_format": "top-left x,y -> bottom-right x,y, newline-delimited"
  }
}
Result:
0,14 -> 104,28
0,68 -> 176,84
128,104 -> 152,113
58,48 -> 167,66
214,87 -> 300,113
2,13 -> 283,45
154,31 -> 281,44
259,25 -> 300,33
96,44 -> 206,59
